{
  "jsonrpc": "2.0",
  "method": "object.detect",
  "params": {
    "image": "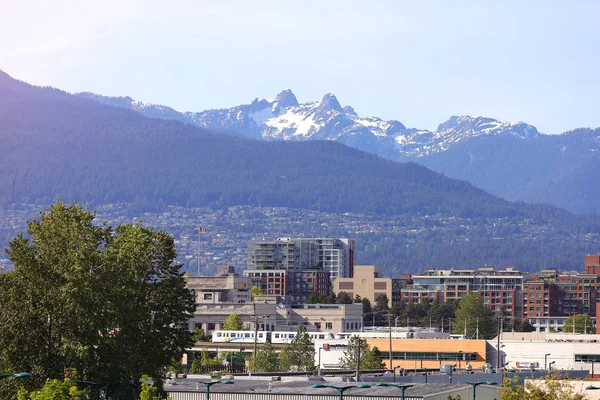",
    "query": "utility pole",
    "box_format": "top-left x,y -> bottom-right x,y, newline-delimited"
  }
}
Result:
496,317 -> 503,372
388,313 -> 393,373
